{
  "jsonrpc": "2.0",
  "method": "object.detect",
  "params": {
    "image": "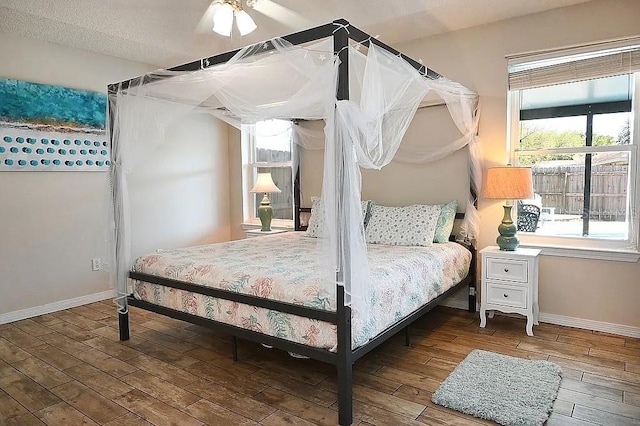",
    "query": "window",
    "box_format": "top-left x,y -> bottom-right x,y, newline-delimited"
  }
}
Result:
242,119 -> 294,226
507,41 -> 640,257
